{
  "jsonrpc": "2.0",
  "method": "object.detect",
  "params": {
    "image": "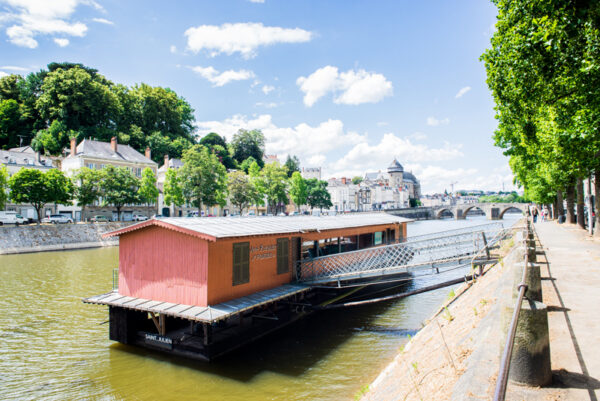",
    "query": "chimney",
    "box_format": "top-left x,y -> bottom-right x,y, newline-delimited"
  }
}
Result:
110,137 -> 117,153
70,137 -> 77,157
341,177 -> 347,185
164,154 -> 169,168
145,147 -> 151,159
